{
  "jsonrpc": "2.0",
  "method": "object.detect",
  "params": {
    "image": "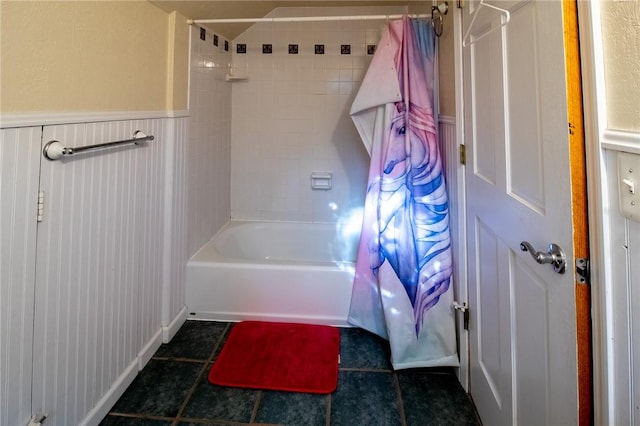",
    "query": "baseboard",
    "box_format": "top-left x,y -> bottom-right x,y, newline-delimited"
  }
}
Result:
79,320 -> 176,426
163,305 -> 188,343
0,110 -> 190,129
78,359 -> 138,426
137,328 -> 163,371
